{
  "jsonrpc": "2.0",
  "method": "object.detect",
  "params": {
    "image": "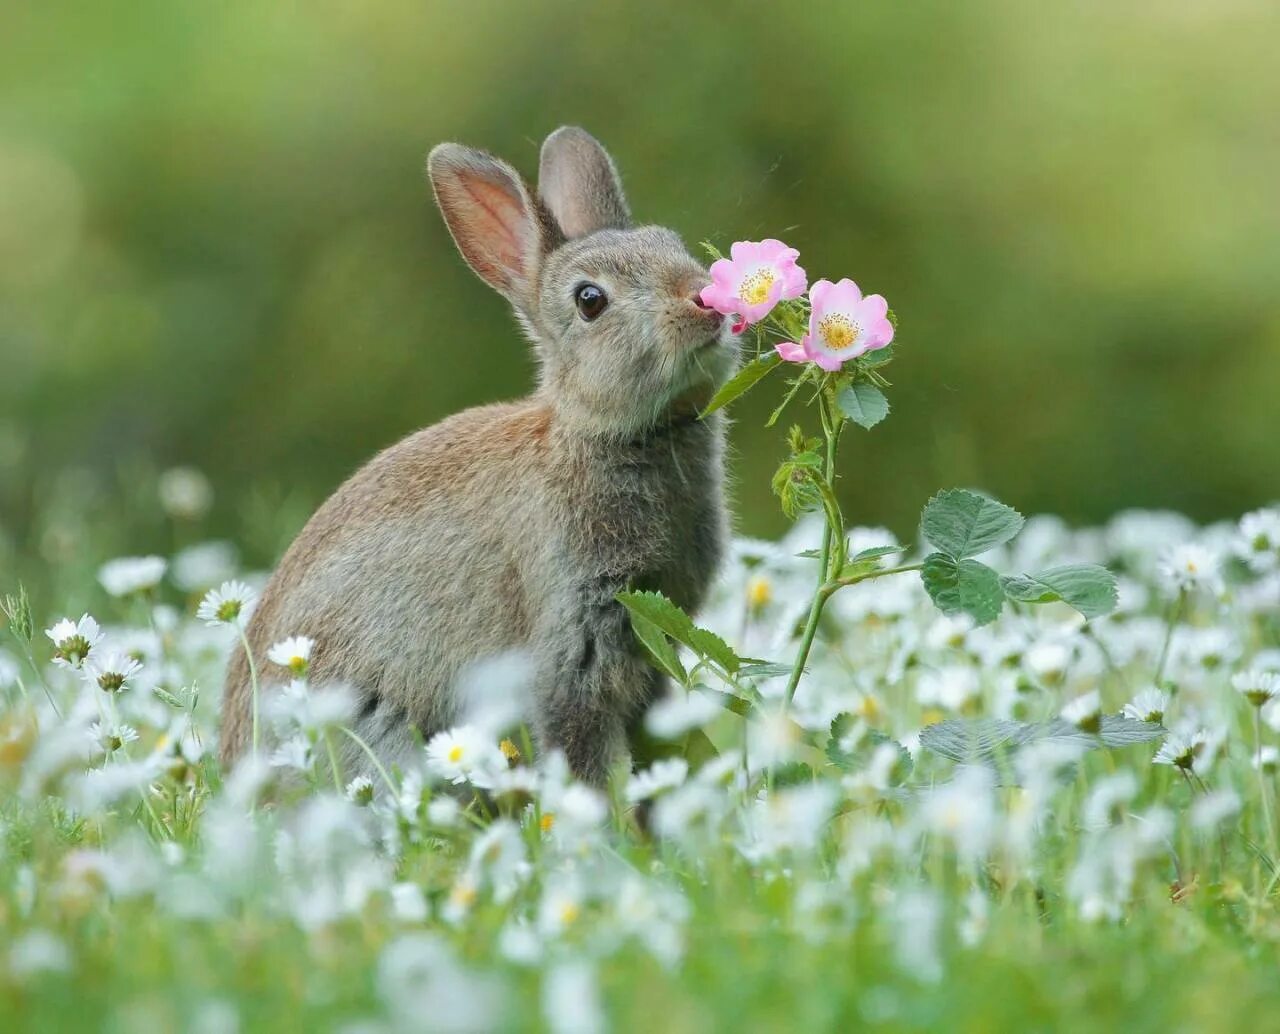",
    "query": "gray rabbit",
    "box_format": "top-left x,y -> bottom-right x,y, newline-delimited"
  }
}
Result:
219,126 -> 737,784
